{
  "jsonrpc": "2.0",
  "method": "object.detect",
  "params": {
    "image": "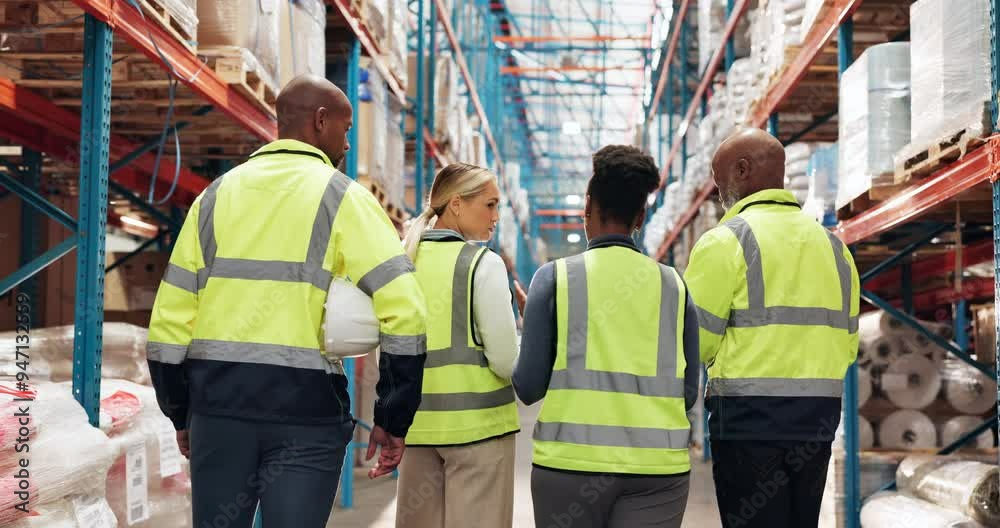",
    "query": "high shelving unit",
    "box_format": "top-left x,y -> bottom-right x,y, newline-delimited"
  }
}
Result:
643,0 -> 1000,525
0,0 -> 523,515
